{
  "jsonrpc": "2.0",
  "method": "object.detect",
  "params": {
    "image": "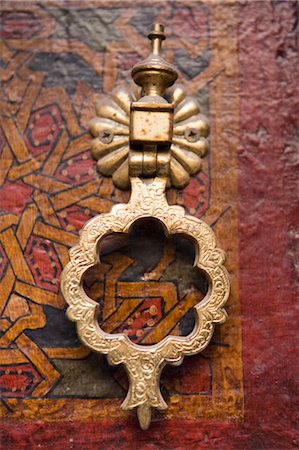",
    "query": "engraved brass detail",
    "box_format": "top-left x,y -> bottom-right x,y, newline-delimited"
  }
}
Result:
61,177 -> 229,430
